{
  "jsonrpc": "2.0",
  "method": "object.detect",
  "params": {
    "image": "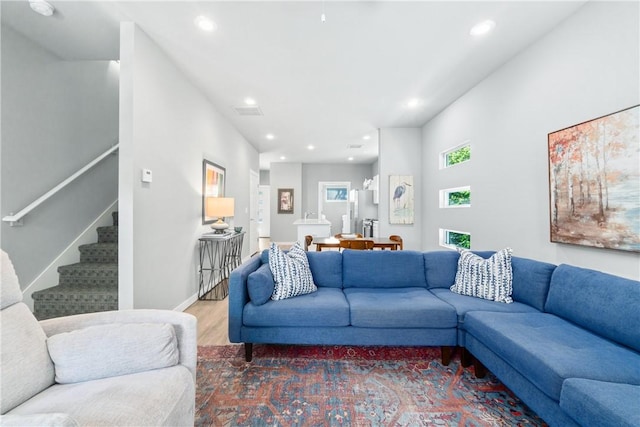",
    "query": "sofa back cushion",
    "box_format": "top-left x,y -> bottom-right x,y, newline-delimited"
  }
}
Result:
511,257 -> 556,311
261,249 -> 343,288
424,250 -> 556,311
1,303 -> 55,413
307,251 -> 343,288
423,251 -> 495,289
343,250 -> 426,288
545,264 -> 640,352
